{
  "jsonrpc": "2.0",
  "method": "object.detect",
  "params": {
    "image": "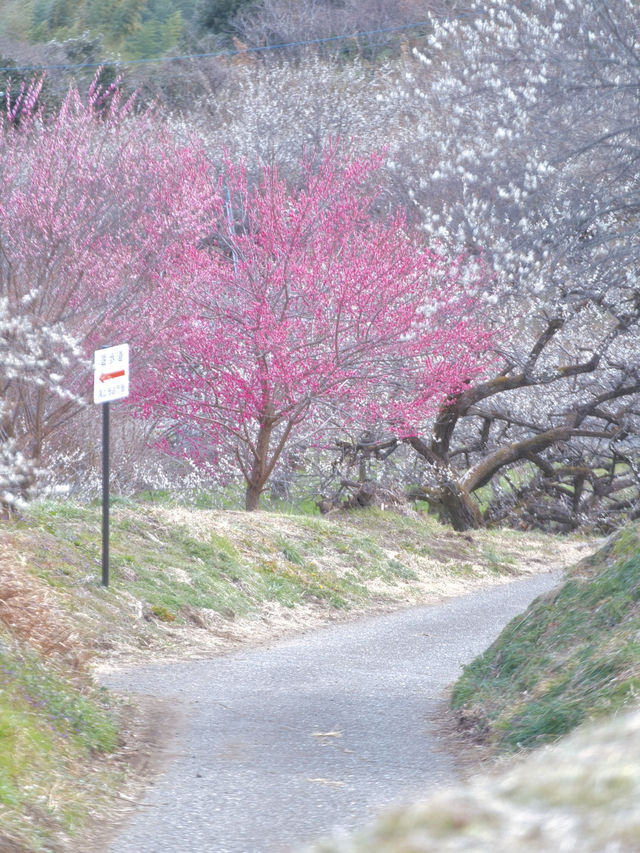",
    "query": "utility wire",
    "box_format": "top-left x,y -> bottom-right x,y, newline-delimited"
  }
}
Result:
0,20 -> 433,74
